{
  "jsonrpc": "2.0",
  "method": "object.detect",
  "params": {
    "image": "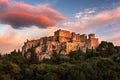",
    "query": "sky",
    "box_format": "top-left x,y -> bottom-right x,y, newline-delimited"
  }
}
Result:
0,0 -> 120,53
